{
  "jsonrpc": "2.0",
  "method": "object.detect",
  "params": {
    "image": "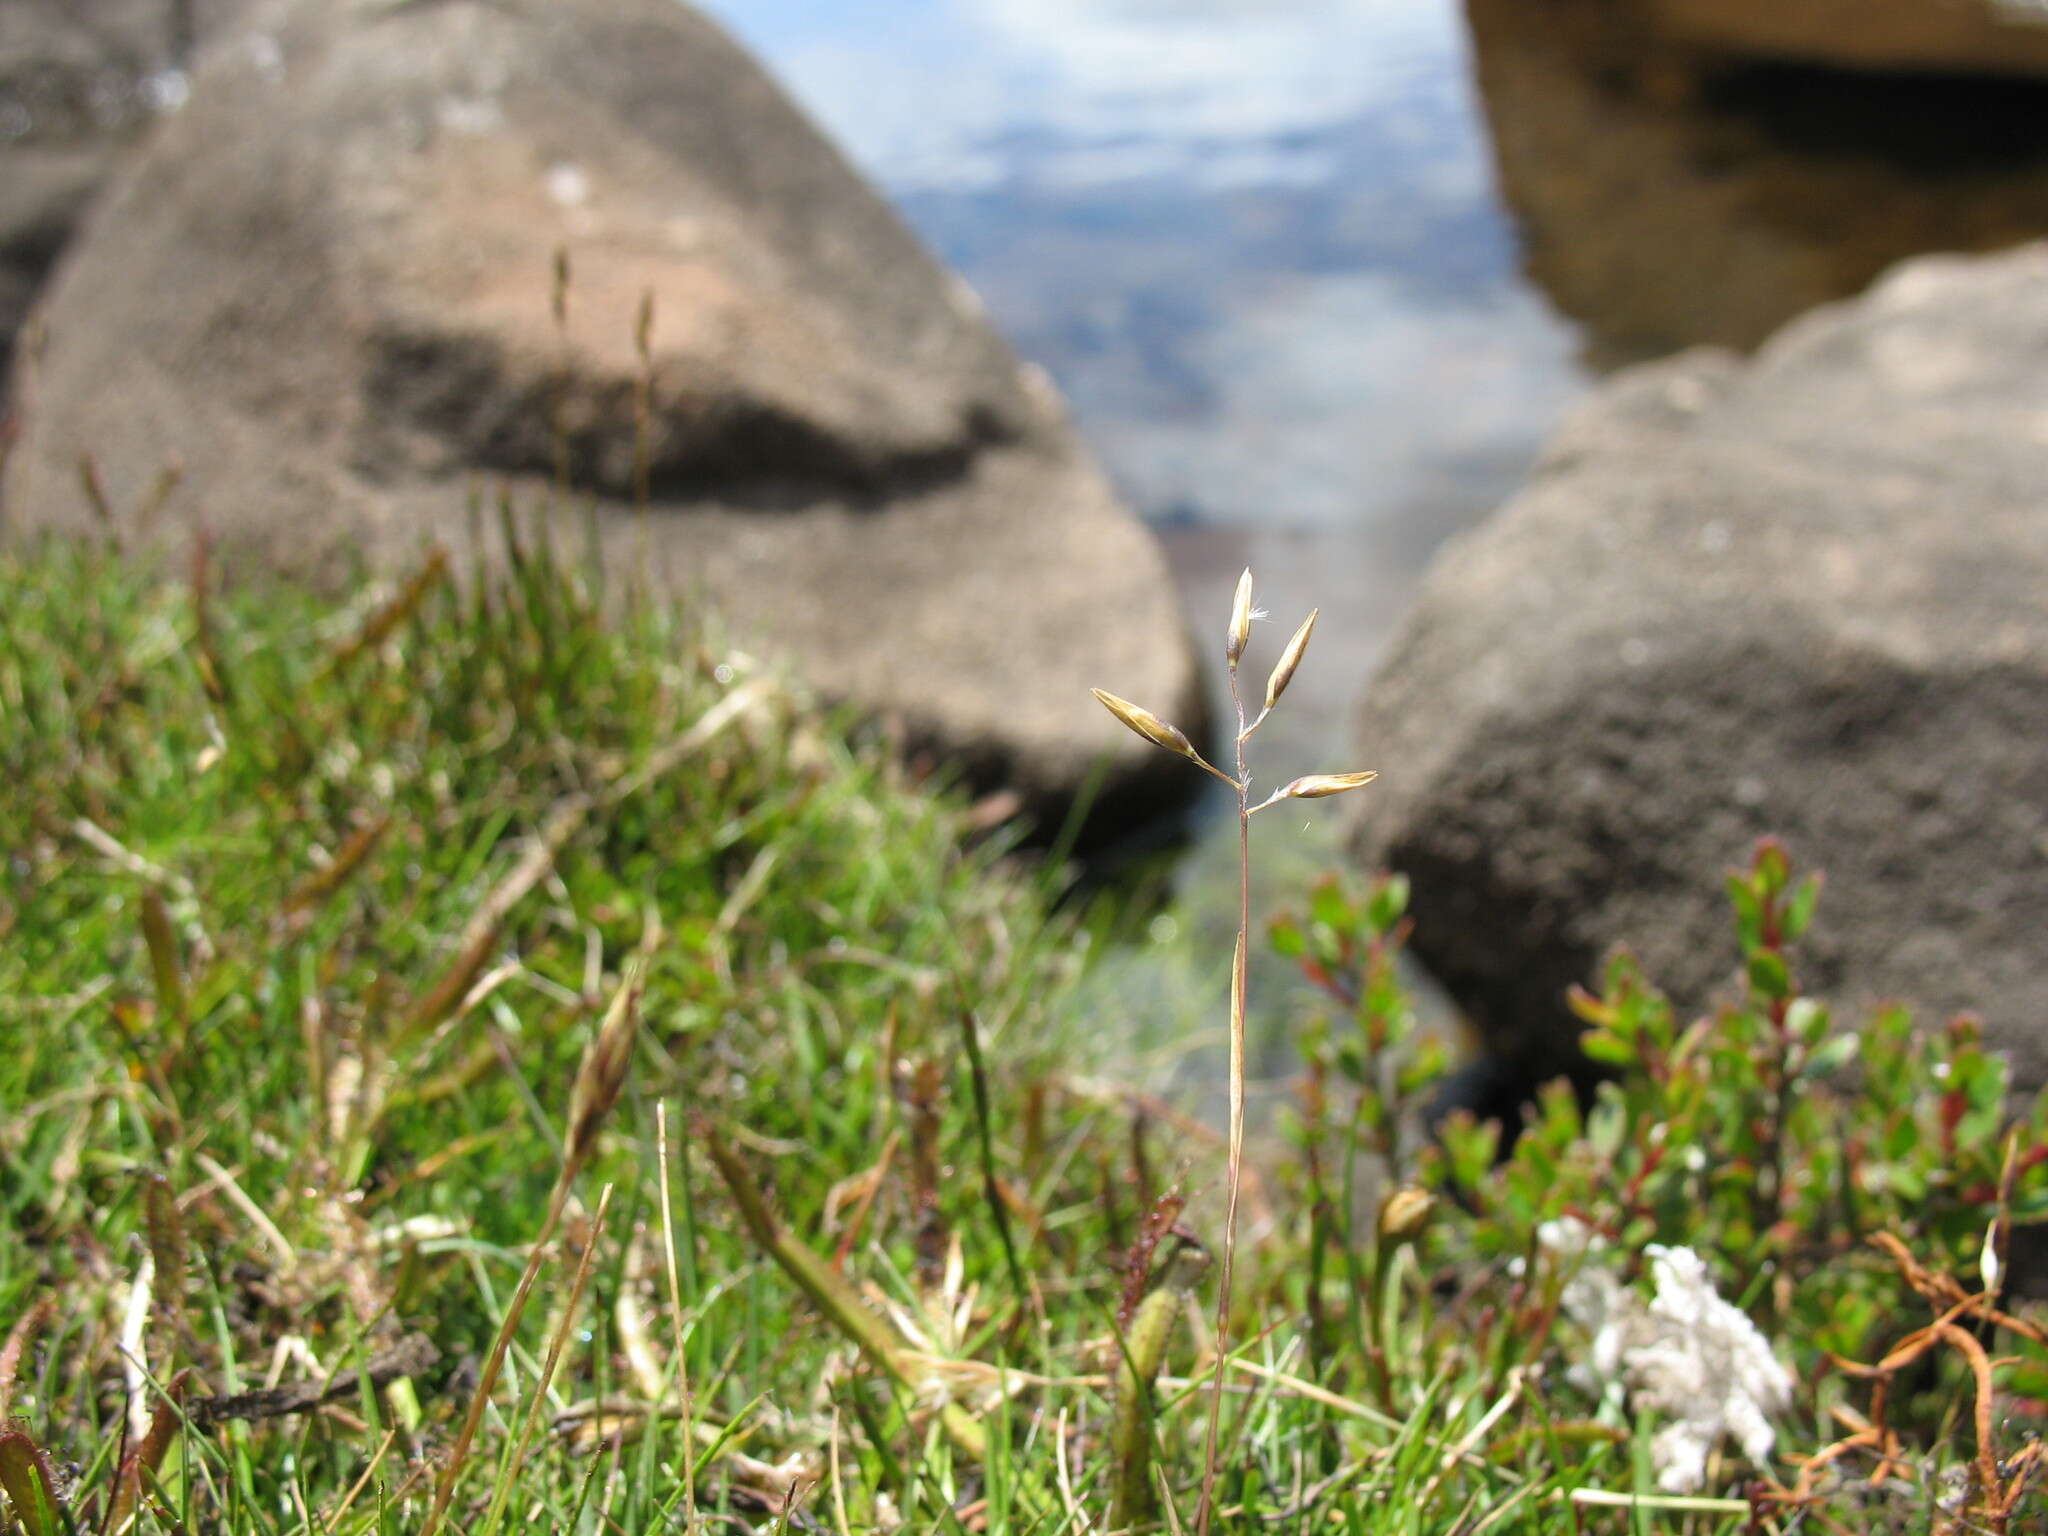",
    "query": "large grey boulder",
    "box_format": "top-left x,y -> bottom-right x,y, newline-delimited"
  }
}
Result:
1646,0 -> 2048,75
0,0 -> 1204,837
0,2 -> 243,364
1464,0 -> 2048,361
1349,243 -> 2048,1093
